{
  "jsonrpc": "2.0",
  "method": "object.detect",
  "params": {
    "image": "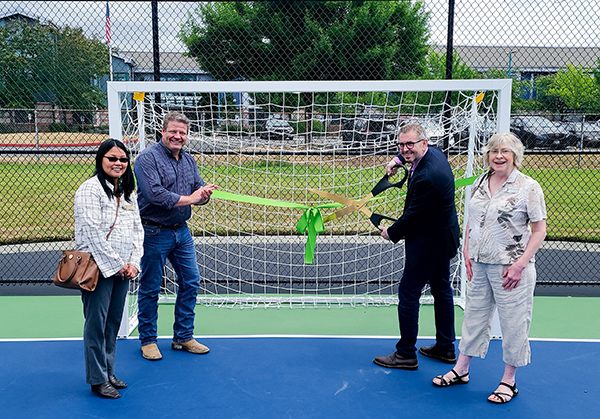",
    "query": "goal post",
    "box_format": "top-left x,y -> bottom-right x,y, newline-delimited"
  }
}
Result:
108,79 -> 511,140
107,79 -> 512,326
